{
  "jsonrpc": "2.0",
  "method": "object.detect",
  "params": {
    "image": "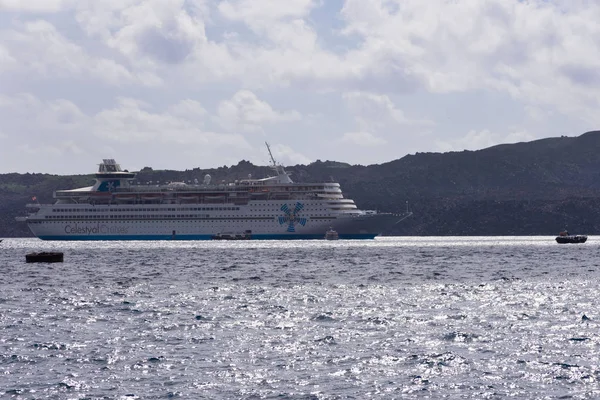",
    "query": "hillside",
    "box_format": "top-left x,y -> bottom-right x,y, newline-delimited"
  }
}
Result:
4,131 -> 600,237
